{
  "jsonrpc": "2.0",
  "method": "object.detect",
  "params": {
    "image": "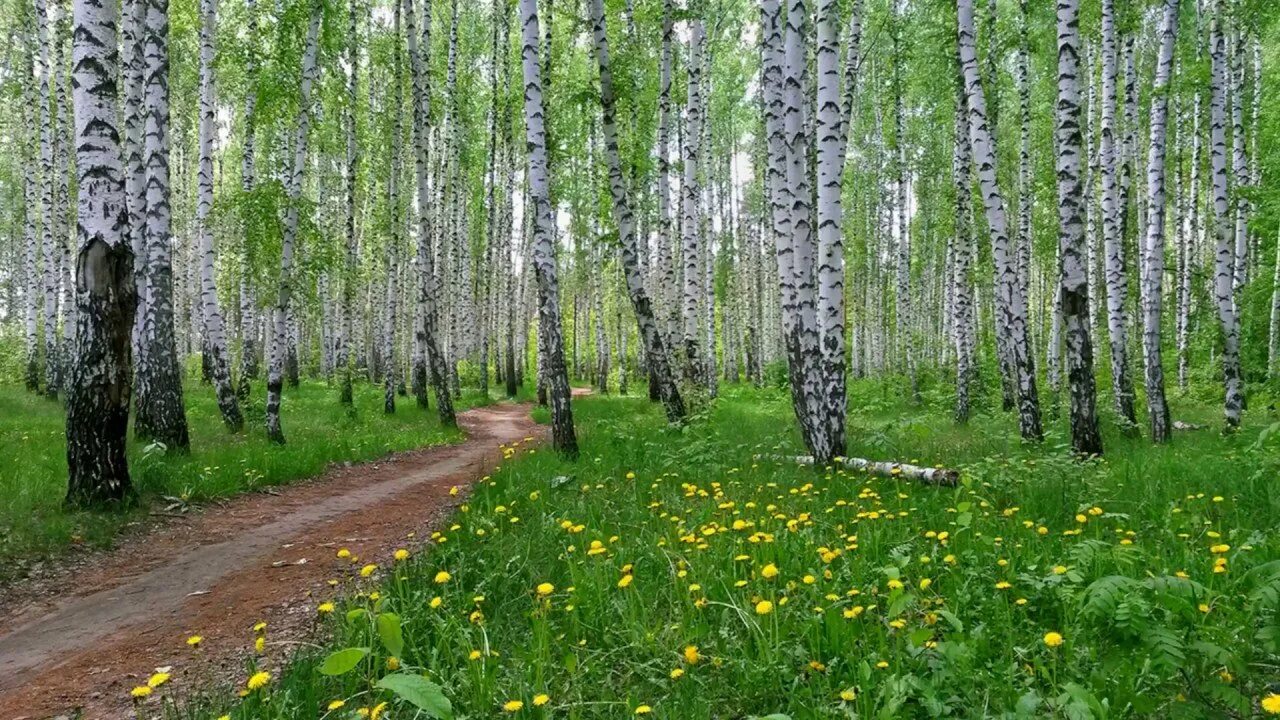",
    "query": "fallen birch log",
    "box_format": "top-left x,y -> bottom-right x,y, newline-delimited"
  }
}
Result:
760,455 -> 961,487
